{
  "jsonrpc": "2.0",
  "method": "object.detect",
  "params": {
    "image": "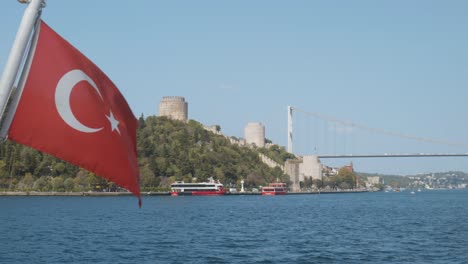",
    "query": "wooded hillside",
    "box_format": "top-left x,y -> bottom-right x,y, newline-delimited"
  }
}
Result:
0,116 -> 291,192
